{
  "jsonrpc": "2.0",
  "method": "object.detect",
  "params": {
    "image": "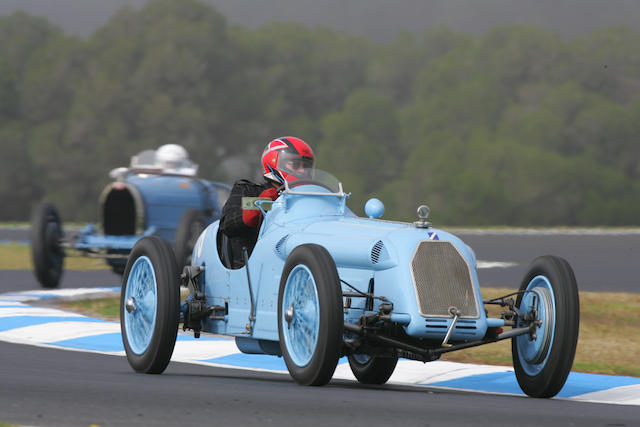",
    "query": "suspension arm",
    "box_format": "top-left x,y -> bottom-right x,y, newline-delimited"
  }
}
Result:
344,322 -> 532,358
